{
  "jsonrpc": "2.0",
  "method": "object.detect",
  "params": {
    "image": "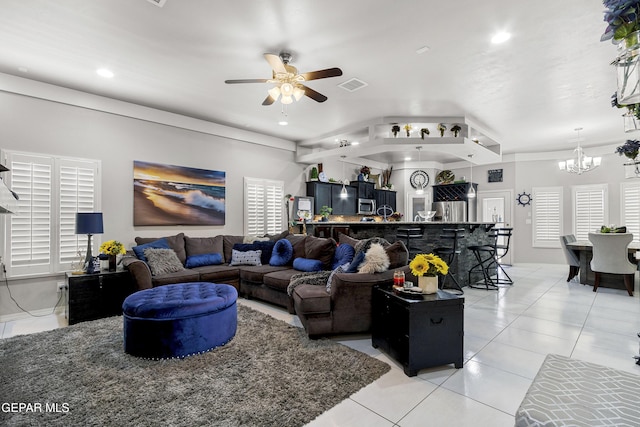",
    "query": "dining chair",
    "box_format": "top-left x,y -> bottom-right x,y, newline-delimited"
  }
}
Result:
560,234 -> 580,282
588,232 -> 636,296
